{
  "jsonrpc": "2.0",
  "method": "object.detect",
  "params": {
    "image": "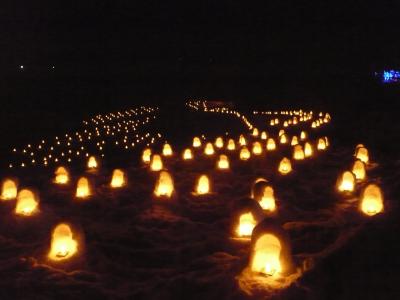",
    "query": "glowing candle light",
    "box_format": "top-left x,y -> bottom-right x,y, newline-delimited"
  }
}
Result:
290,136 -> 299,146
355,147 -> 369,164
76,177 -> 91,198
193,137 -> 202,148
278,129 -> 285,137
252,128 -> 259,137
1,179 -> 17,200
154,170 -> 174,198
15,189 -> 39,216
236,212 -> 256,237
252,141 -> 263,155
278,157 -> 292,175
279,134 -> 288,144
259,186 -> 276,212
110,169 -> 126,188
227,139 -> 236,150
150,154 -> 163,171
195,175 -> 210,195
54,166 -> 69,184
266,138 -> 276,151
87,156 -> 98,169
48,223 -> 78,261
304,142 -> 313,157
300,131 -> 307,140
142,148 -> 152,164
240,147 -> 251,160
292,144 -> 305,160
260,131 -> 267,140
360,184 -> 384,216
204,143 -> 215,155
317,138 -> 327,150
239,134 -> 247,146
337,171 -> 355,193
351,160 -> 366,181
217,154 -> 230,169
214,137 -> 224,149
182,148 -> 193,160
162,143 -> 173,156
